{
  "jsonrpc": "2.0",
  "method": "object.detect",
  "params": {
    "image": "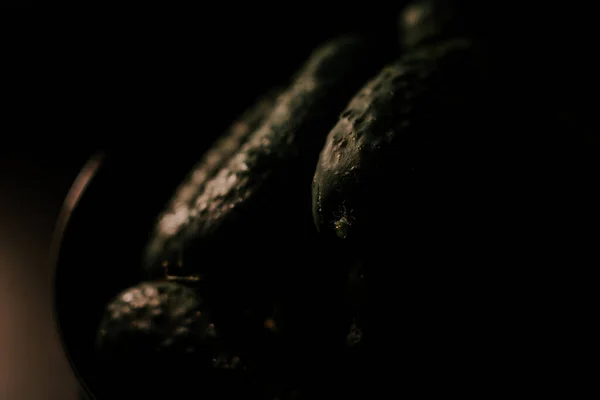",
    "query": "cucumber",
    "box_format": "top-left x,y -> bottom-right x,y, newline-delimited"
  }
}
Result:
312,38 -> 492,246
141,35 -> 391,389
313,37 -> 599,392
310,38 -> 496,395
95,281 -> 257,399
143,34 -> 390,284
144,88 -> 281,278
